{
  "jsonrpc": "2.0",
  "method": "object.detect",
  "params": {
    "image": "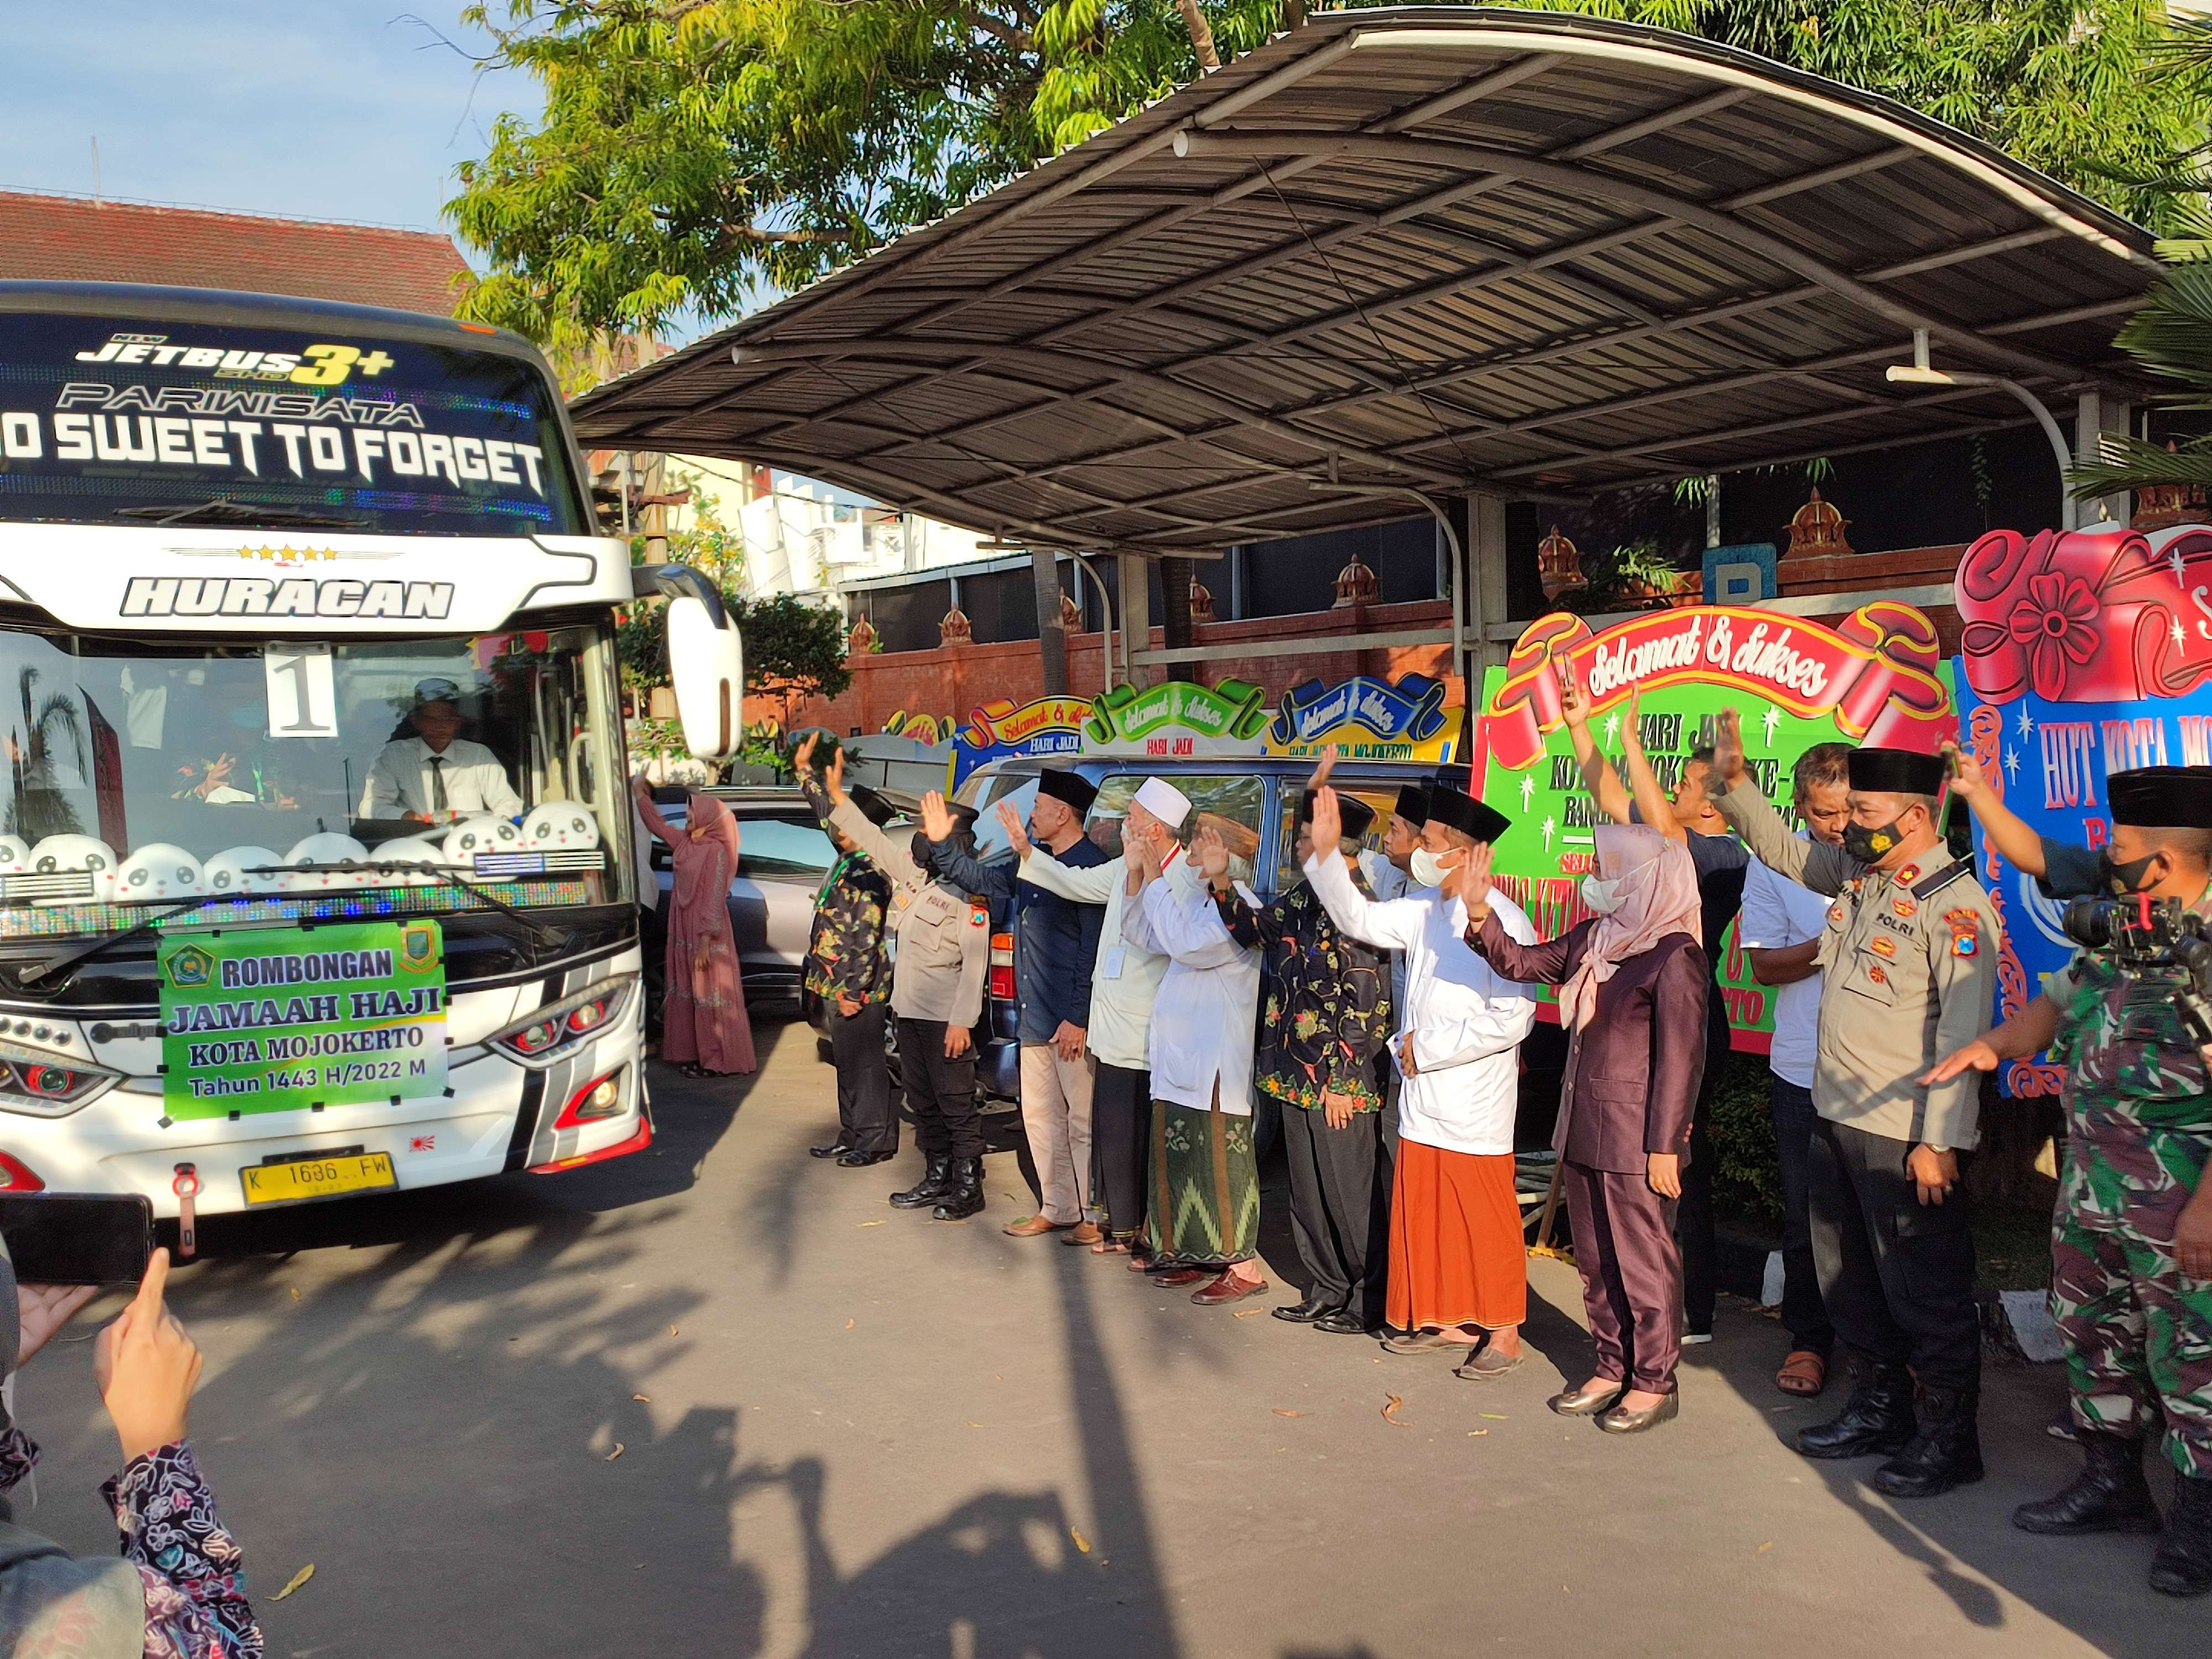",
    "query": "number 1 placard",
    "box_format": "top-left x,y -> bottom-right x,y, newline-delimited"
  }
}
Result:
264,642 -> 338,738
